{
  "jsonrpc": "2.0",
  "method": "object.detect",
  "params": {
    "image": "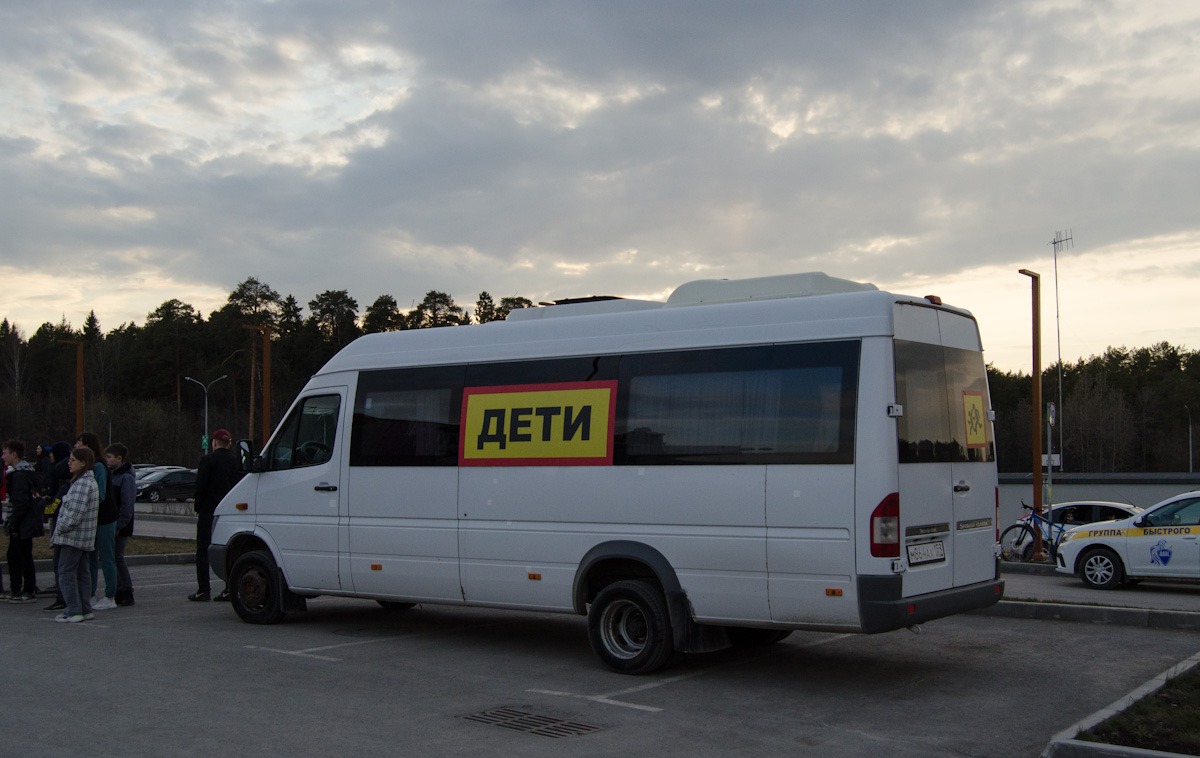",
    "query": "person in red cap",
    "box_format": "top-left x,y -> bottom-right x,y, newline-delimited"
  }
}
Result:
188,428 -> 242,601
